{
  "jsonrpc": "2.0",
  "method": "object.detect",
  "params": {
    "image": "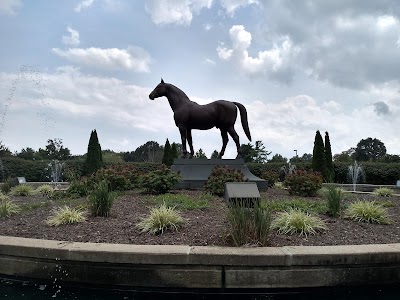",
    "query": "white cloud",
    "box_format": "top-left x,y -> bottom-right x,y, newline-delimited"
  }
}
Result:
0,0 -> 22,15
217,25 -> 298,82
52,46 -> 152,72
219,0 -> 258,17
204,58 -> 216,65
262,1 -> 400,89
75,0 -> 95,12
62,27 -> 80,47
145,0 -> 213,26
203,23 -> 212,31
